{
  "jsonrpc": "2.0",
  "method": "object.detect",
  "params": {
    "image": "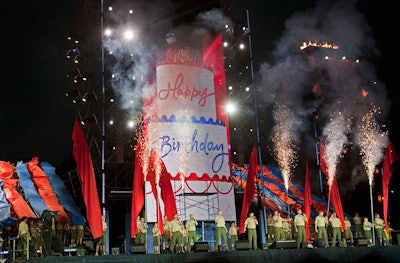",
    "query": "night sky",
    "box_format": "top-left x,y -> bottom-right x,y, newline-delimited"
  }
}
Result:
1,0 -> 399,228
